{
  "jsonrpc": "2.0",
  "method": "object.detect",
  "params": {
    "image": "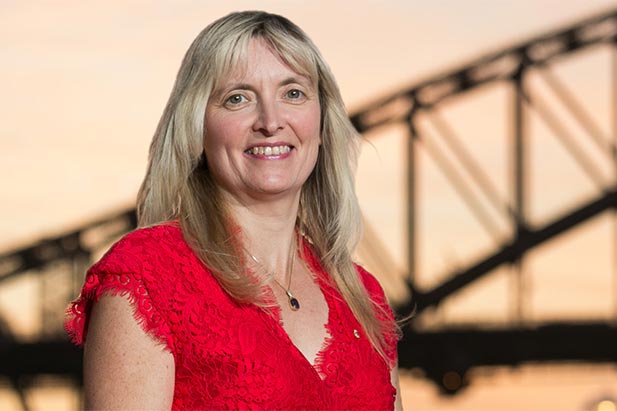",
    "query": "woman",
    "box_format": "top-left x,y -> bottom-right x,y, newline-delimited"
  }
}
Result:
66,10 -> 402,410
